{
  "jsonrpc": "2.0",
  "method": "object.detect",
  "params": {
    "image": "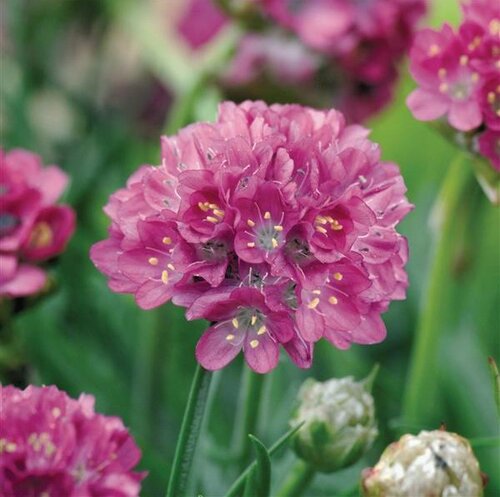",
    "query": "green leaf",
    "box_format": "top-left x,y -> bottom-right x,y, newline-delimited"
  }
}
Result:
488,357 -> 500,417
243,435 -> 271,497
223,422 -> 304,497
